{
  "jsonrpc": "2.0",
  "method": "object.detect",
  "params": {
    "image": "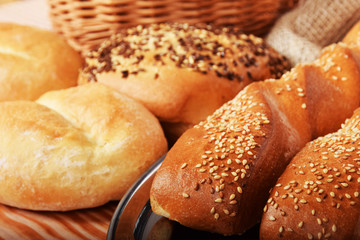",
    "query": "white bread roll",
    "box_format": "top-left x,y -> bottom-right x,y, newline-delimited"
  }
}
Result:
0,23 -> 82,101
0,83 -> 167,211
